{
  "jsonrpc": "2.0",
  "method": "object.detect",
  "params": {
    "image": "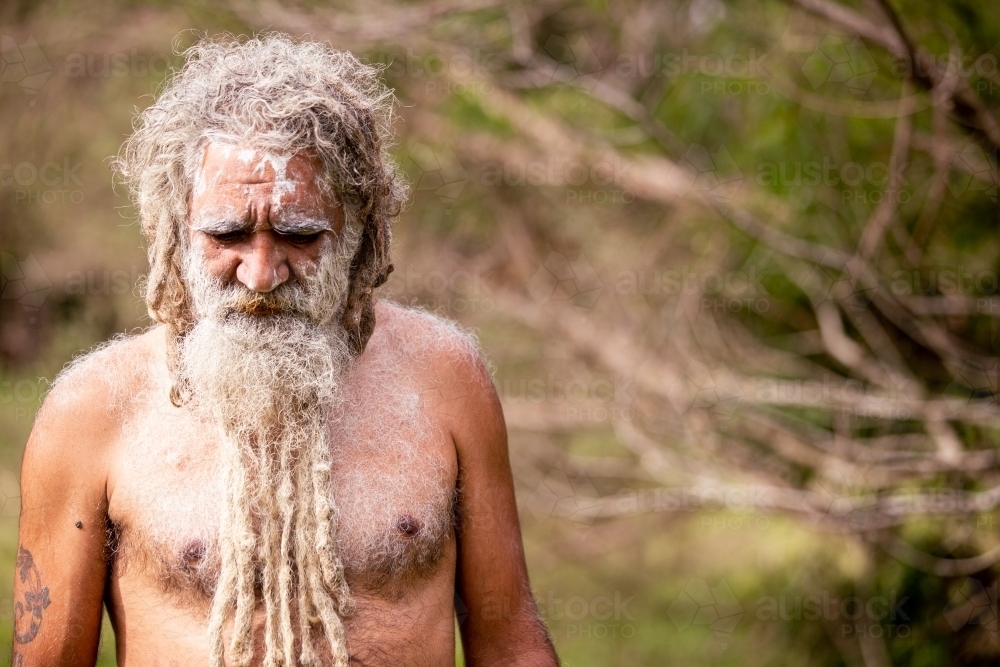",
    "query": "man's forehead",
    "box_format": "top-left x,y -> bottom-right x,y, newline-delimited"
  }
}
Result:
197,142 -> 323,186
189,142 -> 343,233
